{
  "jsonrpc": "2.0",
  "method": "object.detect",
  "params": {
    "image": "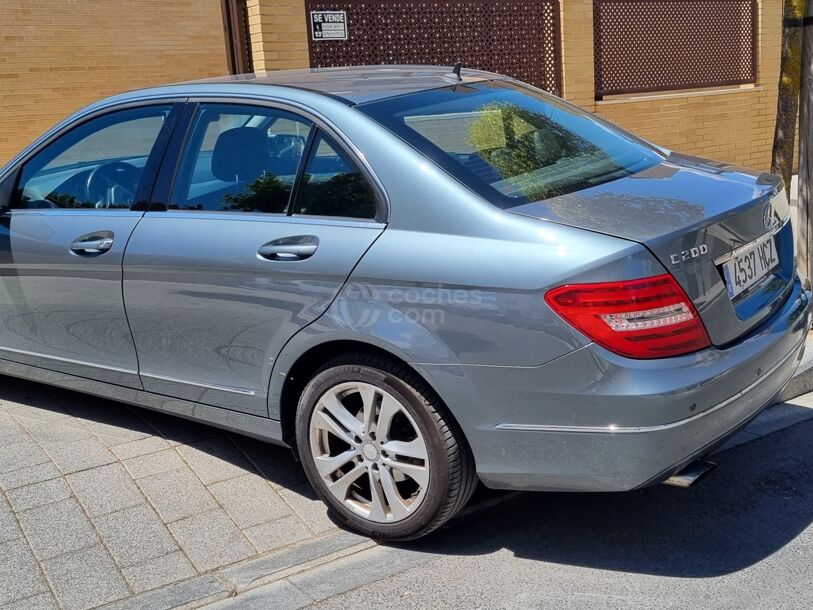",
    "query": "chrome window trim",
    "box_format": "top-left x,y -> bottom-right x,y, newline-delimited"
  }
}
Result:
0,96 -> 188,183
141,209 -> 385,230
0,91 -> 391,223
174,94 -> 390,223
